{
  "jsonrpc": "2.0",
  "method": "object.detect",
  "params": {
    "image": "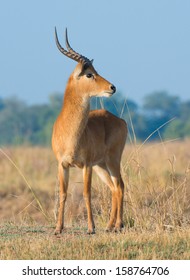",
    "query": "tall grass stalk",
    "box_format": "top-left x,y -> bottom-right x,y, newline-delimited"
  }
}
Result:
0,147 -> 49,221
